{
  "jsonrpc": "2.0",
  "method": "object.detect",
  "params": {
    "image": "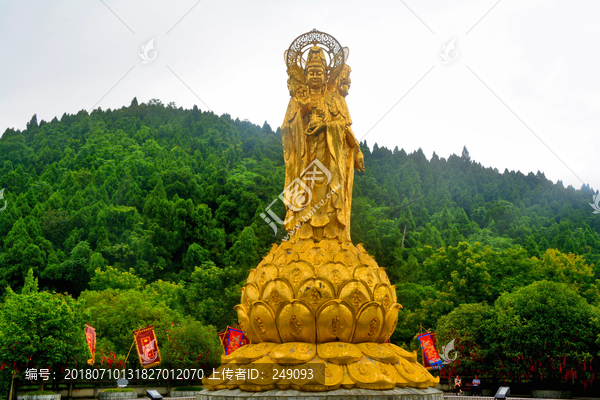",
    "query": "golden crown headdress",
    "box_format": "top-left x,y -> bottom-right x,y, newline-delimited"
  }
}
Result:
284,29 -> 349,86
